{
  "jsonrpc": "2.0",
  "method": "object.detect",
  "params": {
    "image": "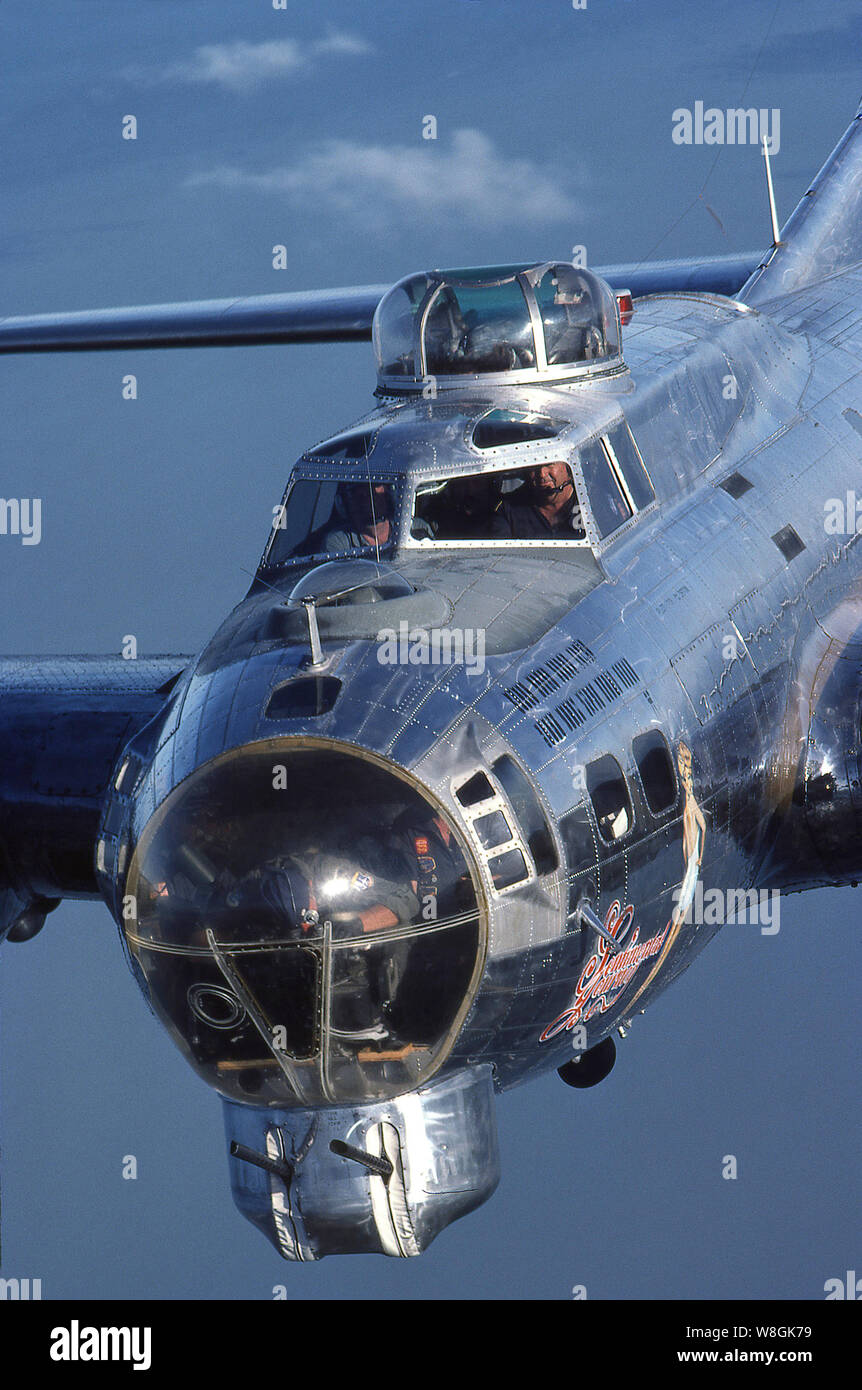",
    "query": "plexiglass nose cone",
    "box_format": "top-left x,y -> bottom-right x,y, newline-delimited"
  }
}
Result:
124,740 -> 485,1106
